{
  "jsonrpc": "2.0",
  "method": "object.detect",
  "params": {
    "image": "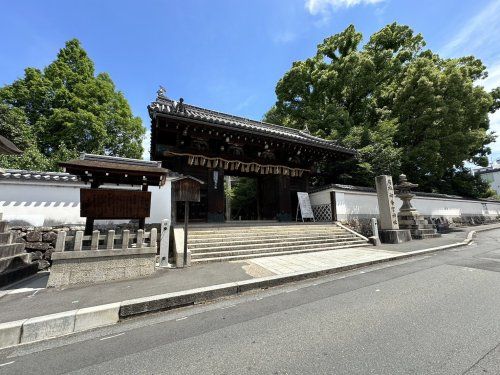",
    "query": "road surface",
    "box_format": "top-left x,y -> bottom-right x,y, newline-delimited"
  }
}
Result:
1,230 -> 499,374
